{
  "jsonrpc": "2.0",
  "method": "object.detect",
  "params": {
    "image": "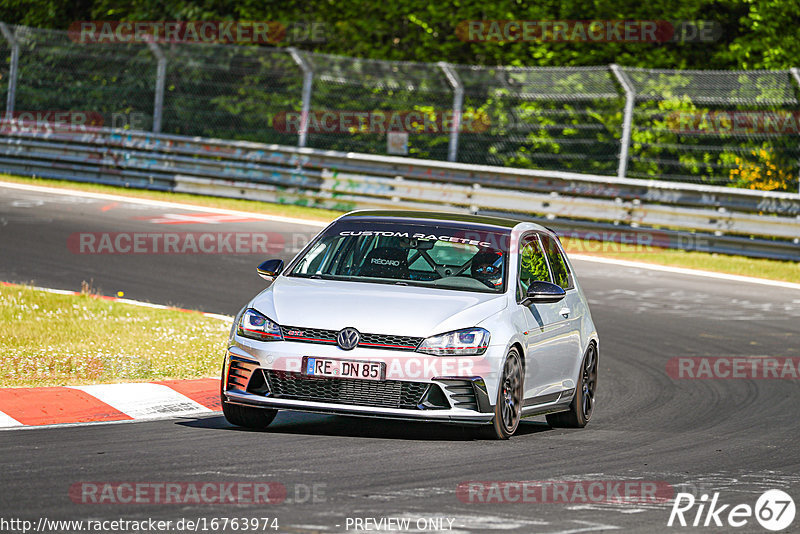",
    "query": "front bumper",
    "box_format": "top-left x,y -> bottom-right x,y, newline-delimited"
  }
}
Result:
222,339 -> 503,423
224,390 -> 493,424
